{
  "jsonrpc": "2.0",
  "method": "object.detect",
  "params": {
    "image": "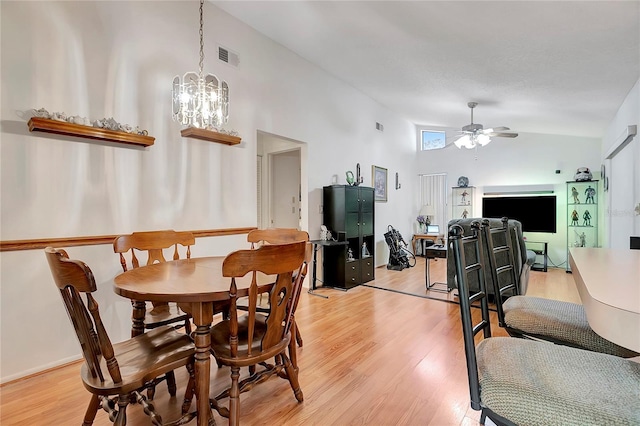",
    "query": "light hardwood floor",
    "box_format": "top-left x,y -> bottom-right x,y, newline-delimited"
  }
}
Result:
0,259 -> 579,425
